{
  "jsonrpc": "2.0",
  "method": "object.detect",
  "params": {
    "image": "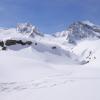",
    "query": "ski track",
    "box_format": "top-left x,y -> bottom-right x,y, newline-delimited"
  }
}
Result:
0,73 -> 73,93
0,72 -> 100,93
